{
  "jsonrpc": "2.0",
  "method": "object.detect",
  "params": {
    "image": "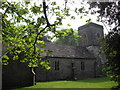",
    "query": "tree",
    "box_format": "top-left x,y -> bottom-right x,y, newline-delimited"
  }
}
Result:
89,1 -> 120,88
2,0 -> 74,68
1,0 -> 96,86
2,1 -> 78,85
54,29 -> 79,46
